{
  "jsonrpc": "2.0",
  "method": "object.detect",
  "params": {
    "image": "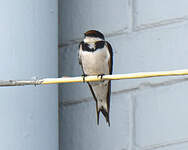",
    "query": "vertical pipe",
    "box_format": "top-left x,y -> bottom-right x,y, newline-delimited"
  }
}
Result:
0,1 -> 58,150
